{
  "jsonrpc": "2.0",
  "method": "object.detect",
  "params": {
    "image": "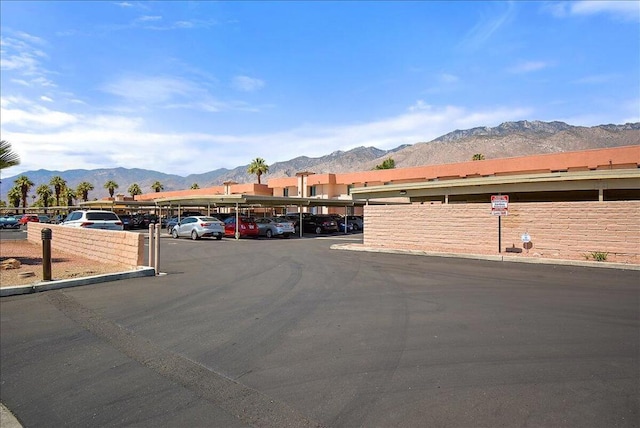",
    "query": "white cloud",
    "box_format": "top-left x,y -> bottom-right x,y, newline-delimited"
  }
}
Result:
137,15 -> 162,22
1,97 -> 78,128
572,74 -> 617,84
440,73 -> 459,84
570,1 -> 640,21
100,74 -> 264,113
2,100 -> 534,177
0,32 -> 55,88
408,100 -> 432,112
101,75 -> 196,104
232,75 -> 265,92
544,1 -> 640,21
40,96 -> 53,102
507,61 -> 549,73
460,2 -> 516,49
115,2 -> 134,7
